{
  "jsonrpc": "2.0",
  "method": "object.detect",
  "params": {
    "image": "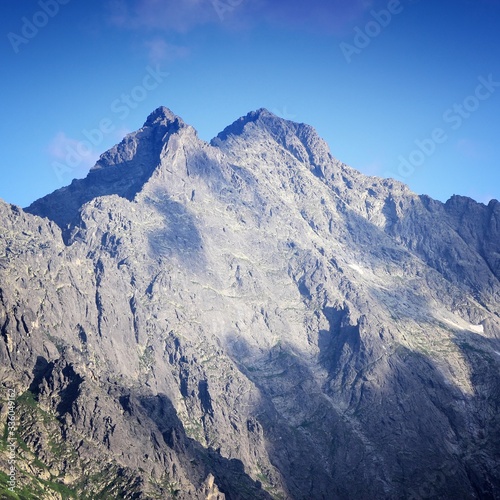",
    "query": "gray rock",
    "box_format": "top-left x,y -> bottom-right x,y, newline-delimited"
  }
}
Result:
0,106 -> 498,499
